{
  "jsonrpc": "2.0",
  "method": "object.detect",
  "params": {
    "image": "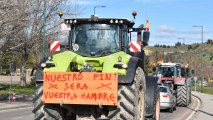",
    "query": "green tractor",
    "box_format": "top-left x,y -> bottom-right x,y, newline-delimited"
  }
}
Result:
32,12 -> 160,120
